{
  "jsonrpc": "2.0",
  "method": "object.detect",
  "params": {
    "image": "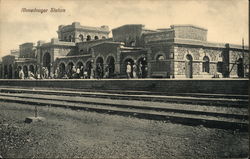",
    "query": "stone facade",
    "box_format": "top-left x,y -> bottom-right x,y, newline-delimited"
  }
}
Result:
57,22 -> 110,43
1,22 -> 249,79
